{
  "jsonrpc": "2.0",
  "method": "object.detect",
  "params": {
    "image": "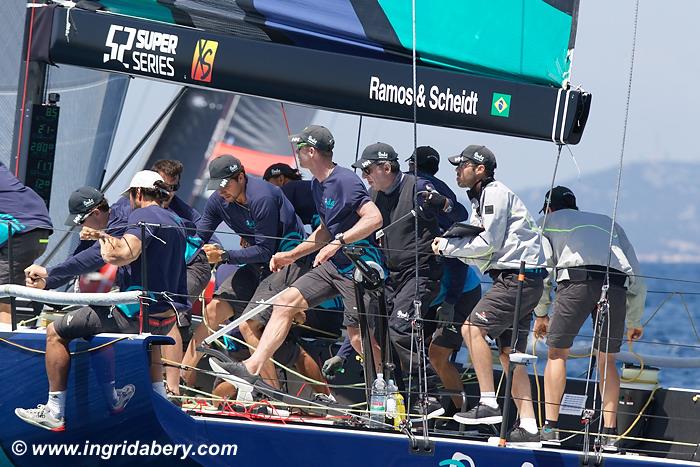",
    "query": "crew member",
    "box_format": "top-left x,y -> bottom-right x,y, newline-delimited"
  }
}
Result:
534,186 -> 646,450
433,145 -> 545,447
